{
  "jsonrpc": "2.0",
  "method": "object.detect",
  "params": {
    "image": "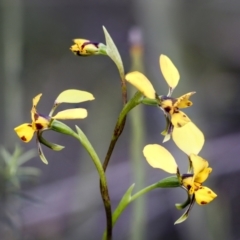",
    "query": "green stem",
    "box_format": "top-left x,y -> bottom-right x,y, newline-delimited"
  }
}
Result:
130,183 -> 158,202
74,127 -> 112,240
102,91 -> 143,171
102,176 -> 180,239
102,183 -> 159,240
